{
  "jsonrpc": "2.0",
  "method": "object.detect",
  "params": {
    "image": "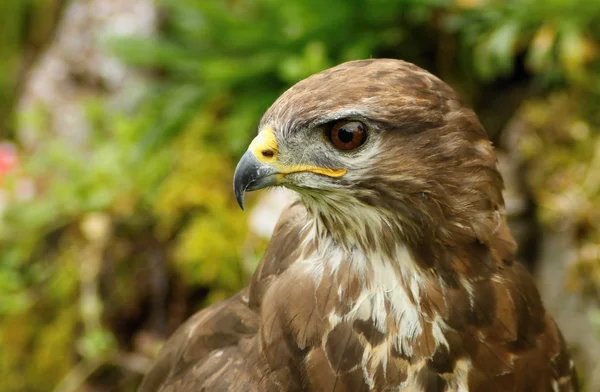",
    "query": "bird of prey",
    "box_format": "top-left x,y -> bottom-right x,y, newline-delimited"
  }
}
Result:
139,59 -> 578,392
